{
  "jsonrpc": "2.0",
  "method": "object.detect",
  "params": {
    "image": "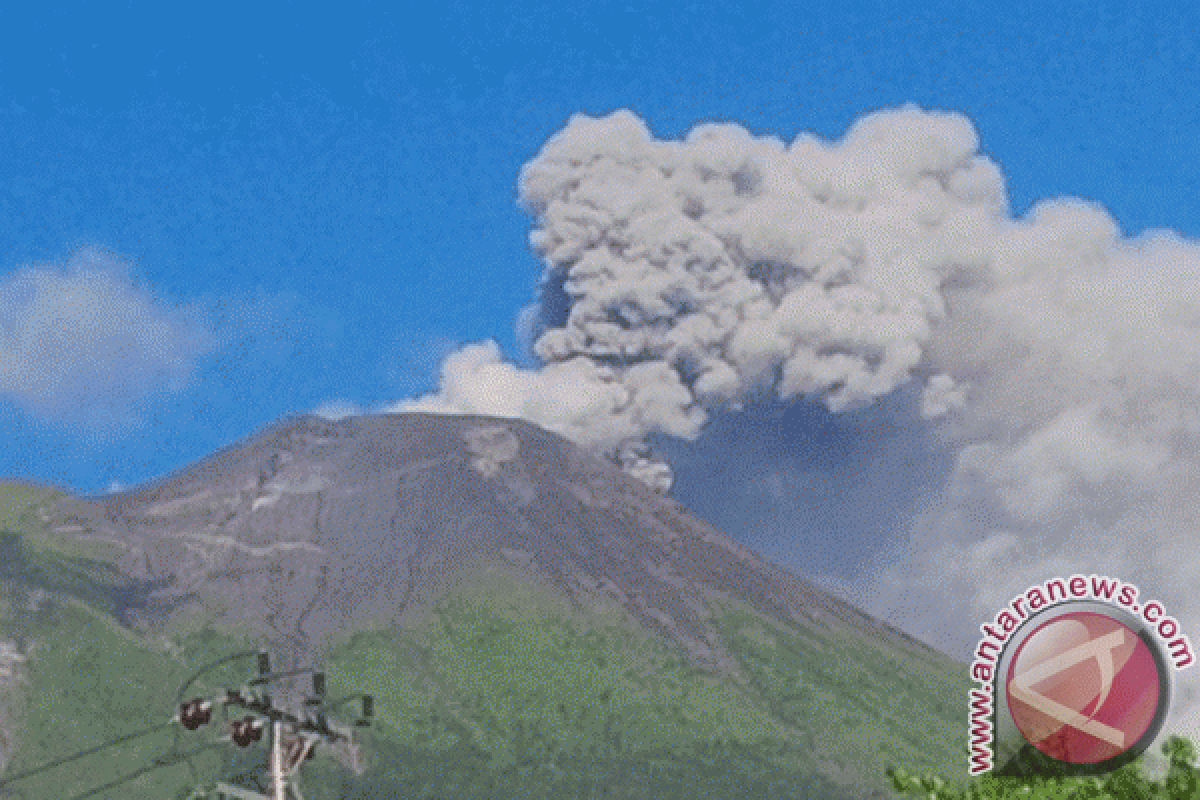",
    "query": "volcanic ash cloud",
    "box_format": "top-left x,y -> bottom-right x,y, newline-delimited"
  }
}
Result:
400,106 -> 1006,487
394,104 -> 1200,738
